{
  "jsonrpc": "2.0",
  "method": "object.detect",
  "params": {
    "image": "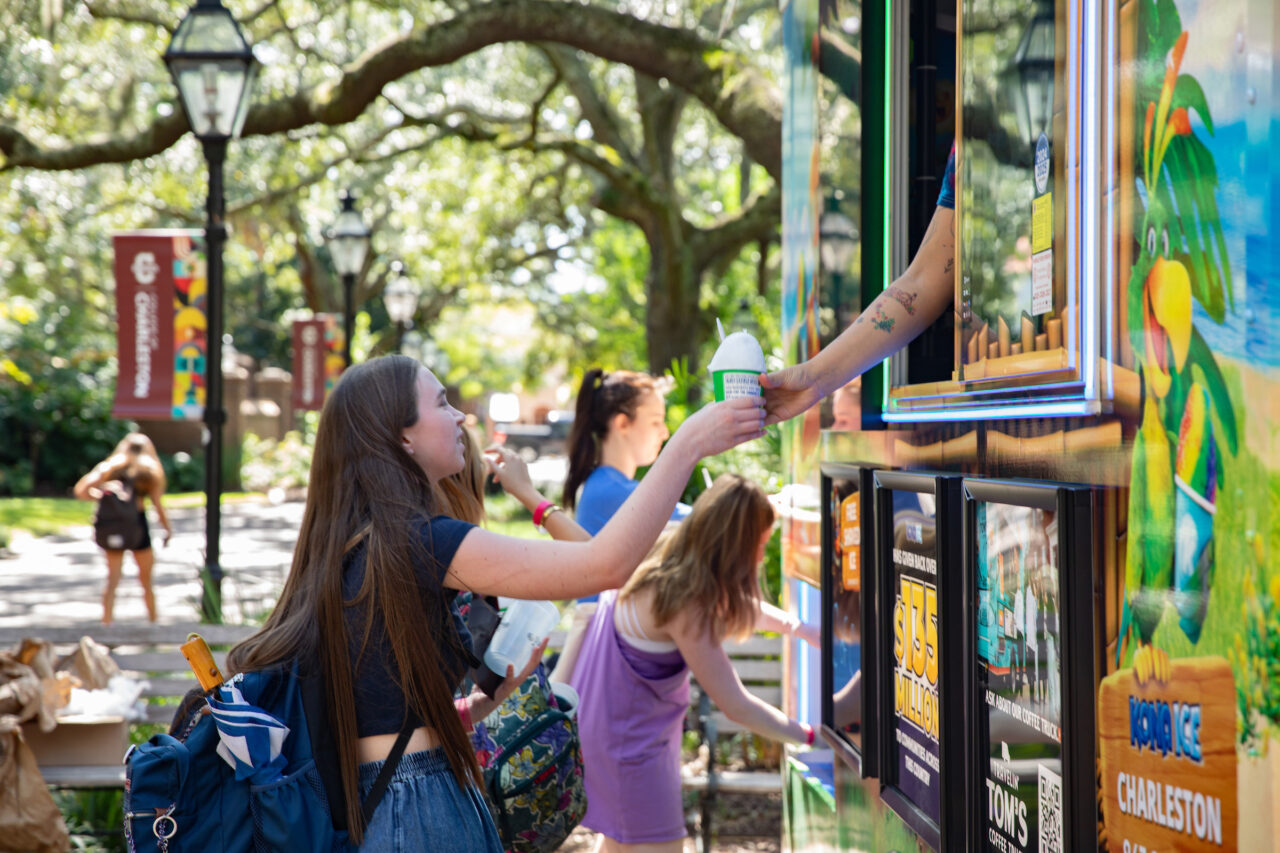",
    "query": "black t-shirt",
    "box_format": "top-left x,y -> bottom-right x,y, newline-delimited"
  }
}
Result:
342,514 -> 477,737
